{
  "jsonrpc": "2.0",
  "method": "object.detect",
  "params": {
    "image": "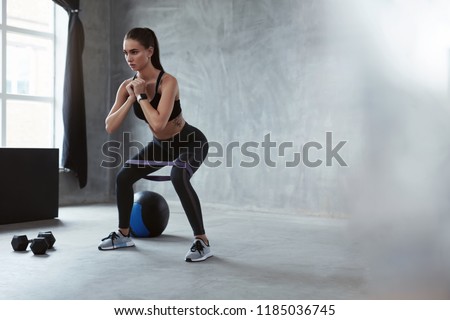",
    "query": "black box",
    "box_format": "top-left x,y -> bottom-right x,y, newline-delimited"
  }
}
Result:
0,148 -> 59,224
